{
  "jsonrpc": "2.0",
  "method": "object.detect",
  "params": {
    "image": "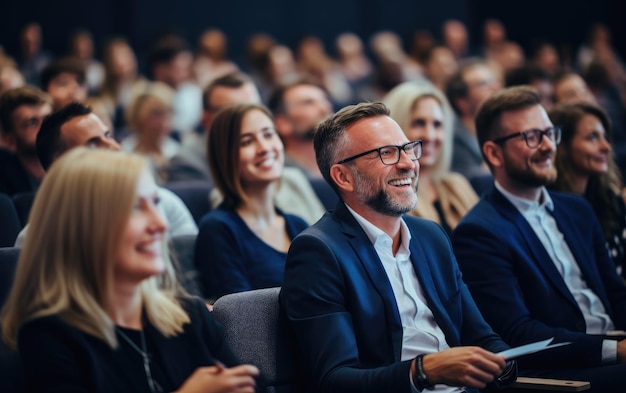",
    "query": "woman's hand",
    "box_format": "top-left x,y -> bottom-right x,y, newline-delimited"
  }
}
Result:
174,364 -> 260,393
